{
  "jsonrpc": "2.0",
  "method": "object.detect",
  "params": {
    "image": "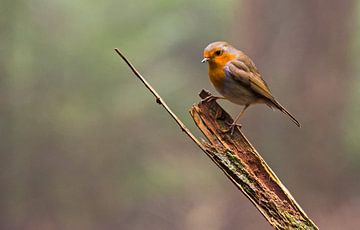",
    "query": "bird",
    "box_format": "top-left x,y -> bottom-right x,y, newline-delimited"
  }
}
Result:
201,41 -> 300,134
